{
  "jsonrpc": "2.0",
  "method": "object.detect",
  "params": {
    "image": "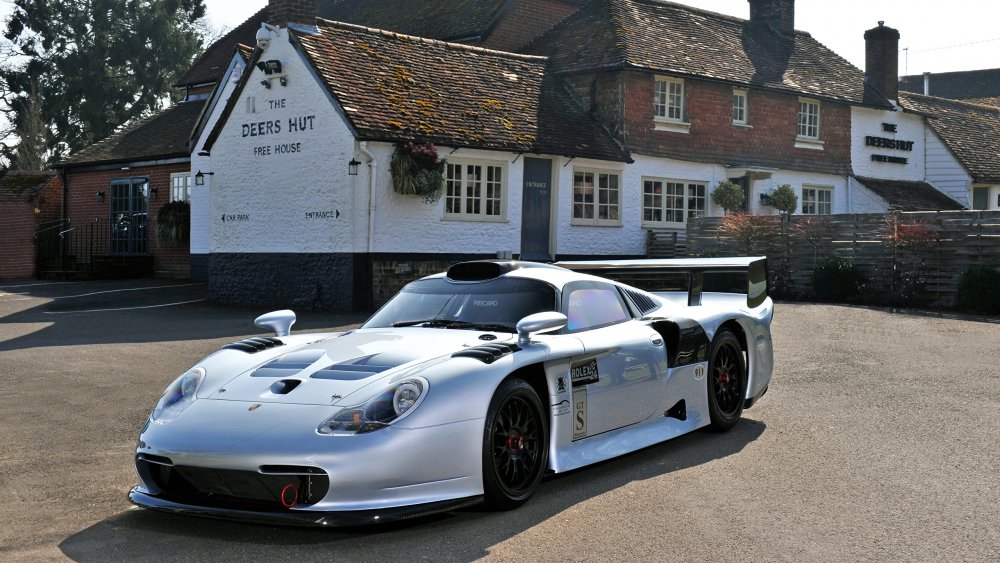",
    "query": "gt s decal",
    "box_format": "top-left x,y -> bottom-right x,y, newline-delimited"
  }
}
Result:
572,387 -> 587,440
570,358 -> 599,387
